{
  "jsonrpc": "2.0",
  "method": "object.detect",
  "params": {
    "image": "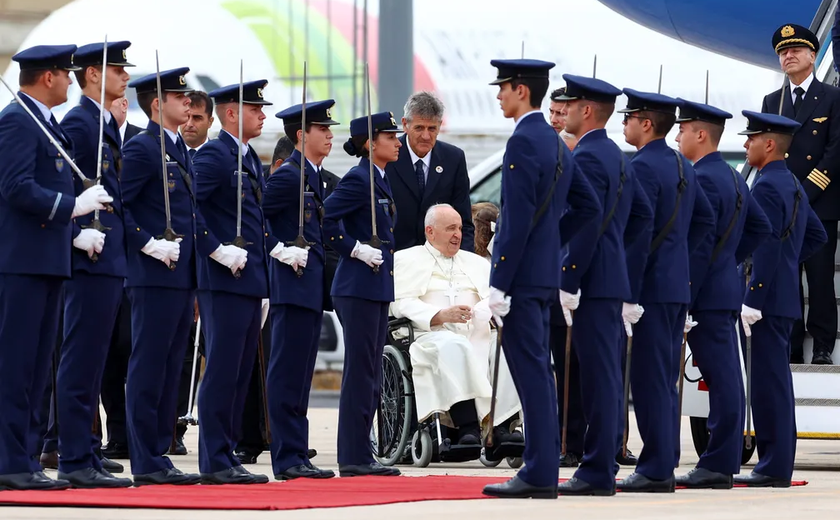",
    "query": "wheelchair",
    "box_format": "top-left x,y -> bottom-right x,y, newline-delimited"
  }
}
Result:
369,317 -> 524,468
